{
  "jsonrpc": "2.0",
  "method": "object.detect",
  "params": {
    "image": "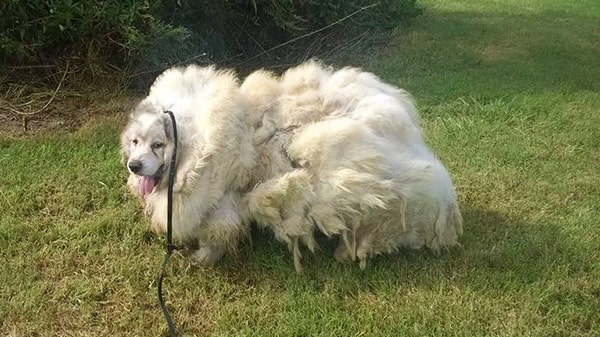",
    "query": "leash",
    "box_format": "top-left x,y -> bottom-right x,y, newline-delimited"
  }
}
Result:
157,110 -> 178,337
